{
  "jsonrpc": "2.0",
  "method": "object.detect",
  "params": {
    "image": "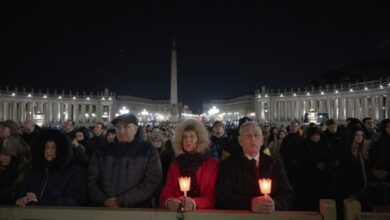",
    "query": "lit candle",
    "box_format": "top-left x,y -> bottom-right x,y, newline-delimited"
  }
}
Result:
178,176 -> 191,197
258,178 -> 272,197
